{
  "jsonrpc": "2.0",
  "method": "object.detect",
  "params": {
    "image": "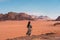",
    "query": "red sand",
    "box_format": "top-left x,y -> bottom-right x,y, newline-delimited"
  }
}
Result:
0,20 -> 60,40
